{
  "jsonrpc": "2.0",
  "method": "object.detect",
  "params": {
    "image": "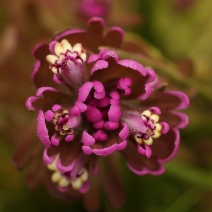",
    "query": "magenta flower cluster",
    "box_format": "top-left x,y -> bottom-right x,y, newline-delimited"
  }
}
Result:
14,17 -> 189,209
